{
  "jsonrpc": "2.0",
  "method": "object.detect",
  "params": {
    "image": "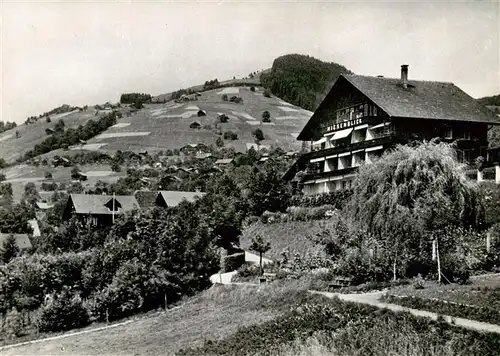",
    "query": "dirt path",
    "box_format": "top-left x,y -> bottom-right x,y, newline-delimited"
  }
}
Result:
311,290 -> 500,335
